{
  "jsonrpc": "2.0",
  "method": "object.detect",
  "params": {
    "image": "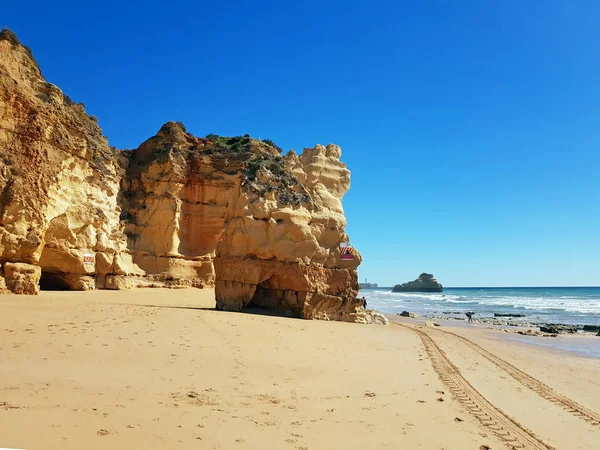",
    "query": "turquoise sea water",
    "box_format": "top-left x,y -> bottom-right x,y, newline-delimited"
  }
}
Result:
360,287 -> 600,326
